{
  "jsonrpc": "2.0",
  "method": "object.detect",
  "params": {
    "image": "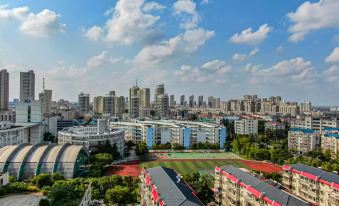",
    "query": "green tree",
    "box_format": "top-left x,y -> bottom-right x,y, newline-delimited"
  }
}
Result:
135,142 -> 149,160
104,186 -> 131,204
33,173 -> 54,189
51,173 -> 65,182
92,153 -> 113,166
38,199 -> 50,206
43,132 -> 56,143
